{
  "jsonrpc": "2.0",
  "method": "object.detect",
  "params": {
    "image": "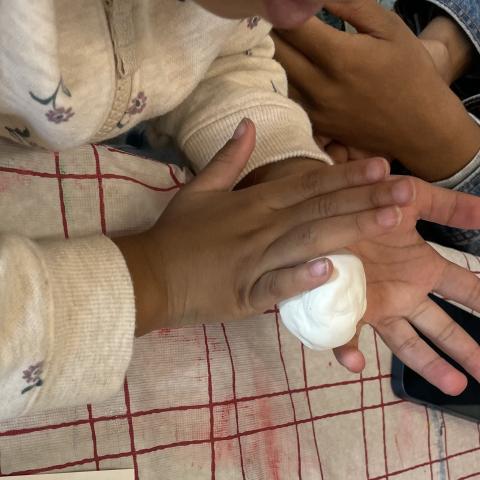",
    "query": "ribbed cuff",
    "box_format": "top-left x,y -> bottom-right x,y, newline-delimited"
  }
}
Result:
33,235 -> 136,412
182,103 -> 331,181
